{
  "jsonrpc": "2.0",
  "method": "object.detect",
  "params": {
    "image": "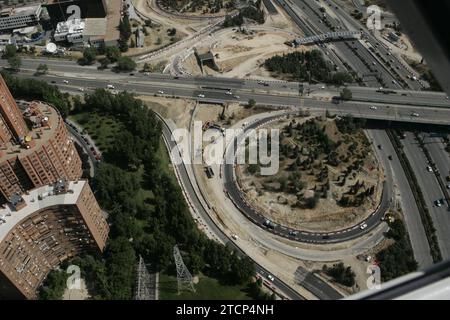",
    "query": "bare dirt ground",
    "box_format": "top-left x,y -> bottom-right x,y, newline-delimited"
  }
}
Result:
134,0 -> 212,35
181,2 -> 307,80
138,96 -> 196,128
188,28 -> 308,79
237,116 -> 383,232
